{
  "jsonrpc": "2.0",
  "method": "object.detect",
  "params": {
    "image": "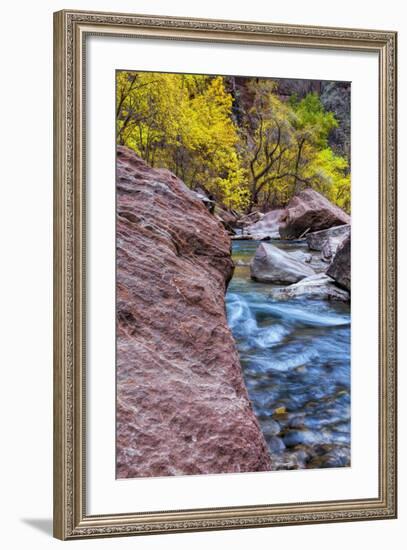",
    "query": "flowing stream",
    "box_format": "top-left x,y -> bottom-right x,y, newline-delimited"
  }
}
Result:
226,239 -> 351,469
